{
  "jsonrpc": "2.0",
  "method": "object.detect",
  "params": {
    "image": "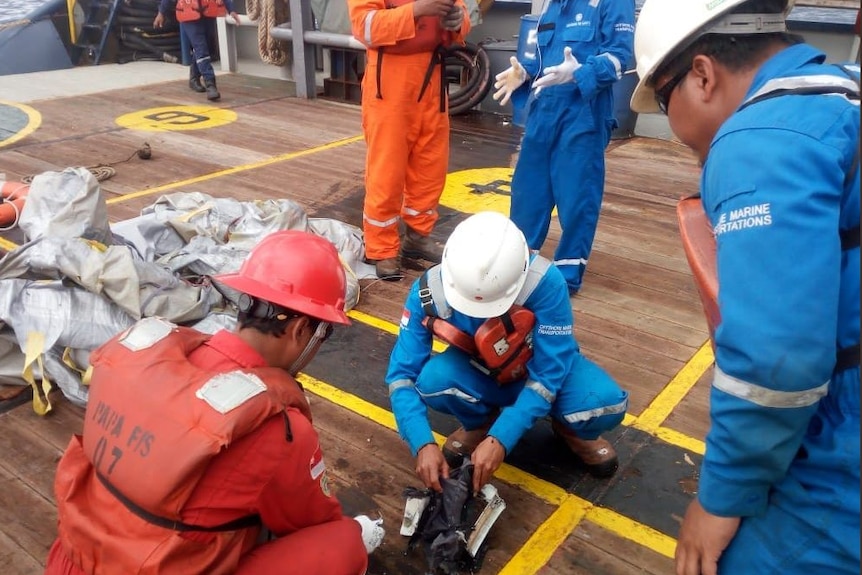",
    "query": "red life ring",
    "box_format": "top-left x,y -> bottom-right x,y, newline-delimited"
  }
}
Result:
0,181 -> 30,229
